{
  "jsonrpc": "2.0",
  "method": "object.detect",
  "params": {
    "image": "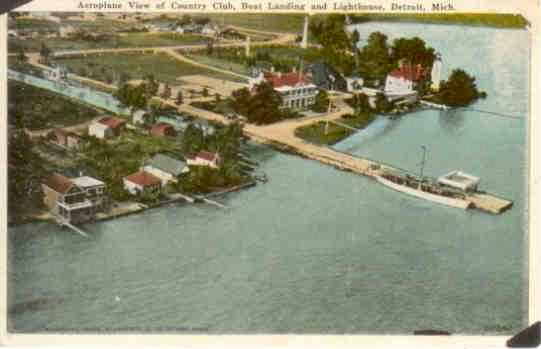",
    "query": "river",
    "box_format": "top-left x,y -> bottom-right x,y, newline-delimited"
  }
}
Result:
7,22 -> 530,334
